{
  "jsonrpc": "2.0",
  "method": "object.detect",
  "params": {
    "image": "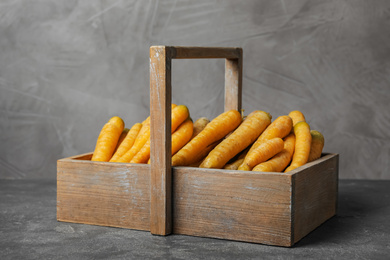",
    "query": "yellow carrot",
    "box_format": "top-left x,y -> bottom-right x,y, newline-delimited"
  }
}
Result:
223,146 -> 249,170
91,116 -> 125,162
140,116 -> 151,134
131,105 -> 190,164
200,110 -> 271,169
247,115 -> 292,155
114,128 -> 129,152
170,105 -> 190,133
285,121 -> 311,172
187,140 -> 221,167
164,140 -> 220,167
288,110 -> 306,126
308,130 -> 325,162
129,139 -> 151,164
238,137 -> 284,171
252,133 -> 295,172
192,117 -> 210,139
172,118 -> 193,155
110,123 -> 142,162
117,119 -> 150,163
172,110 -> 242,166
